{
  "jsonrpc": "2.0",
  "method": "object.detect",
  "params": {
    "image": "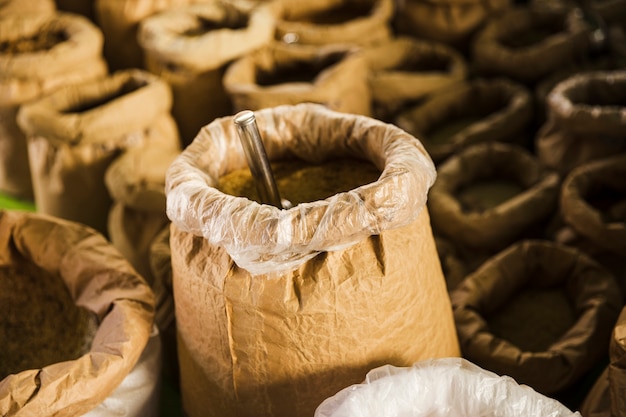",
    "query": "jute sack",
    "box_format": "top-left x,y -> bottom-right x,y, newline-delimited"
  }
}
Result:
472,5 -> 590,83
17,69 -> 178,237
580,305 -> 626,417
105,145 -> 180,285
536,70 -> 626,175
138,1 -> 276,147
394,0 -> 511,48
0,0 -> 55,16
428,142 -> 560,251
0,12 -> 107,200
451,240 -> 623,396
165,103 -> 460,417
394,78 -> 532,164
0,210 -> 154,417
361,36 -> 468,120
560,154 -> 626,257
223,42 -> 372,116
94,0 -> 209,71
274,0 -> 393,46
